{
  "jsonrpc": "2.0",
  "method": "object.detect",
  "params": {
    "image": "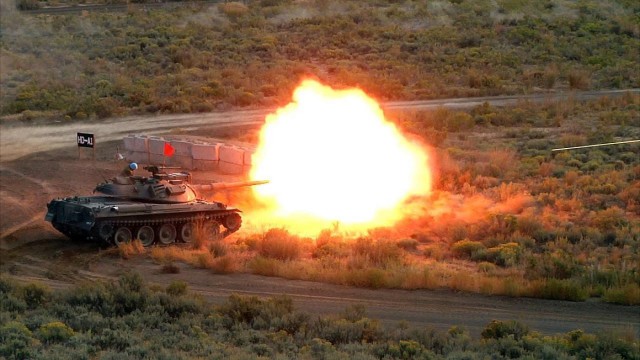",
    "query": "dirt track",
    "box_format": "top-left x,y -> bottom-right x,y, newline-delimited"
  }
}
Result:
1,93 -> 639,336
2,88 -> 637,162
